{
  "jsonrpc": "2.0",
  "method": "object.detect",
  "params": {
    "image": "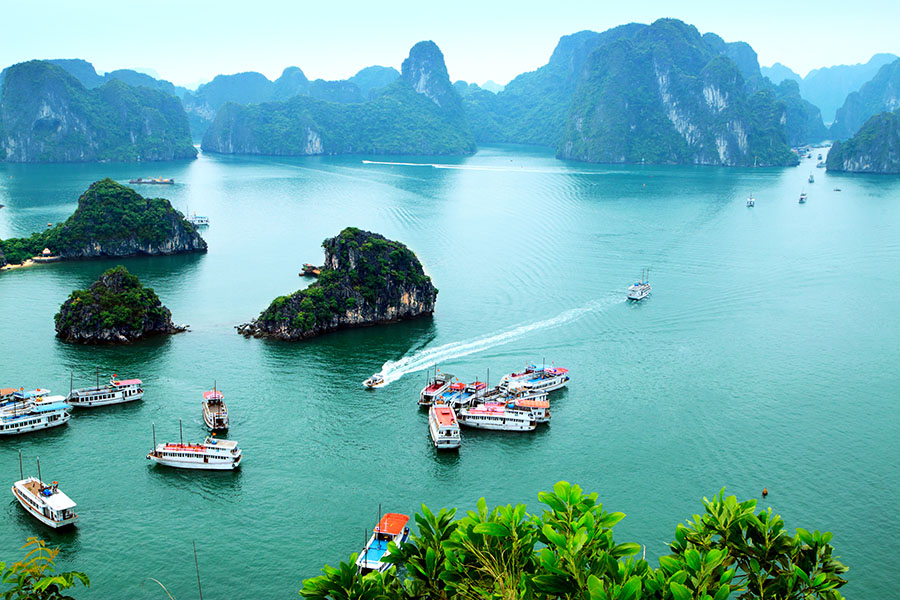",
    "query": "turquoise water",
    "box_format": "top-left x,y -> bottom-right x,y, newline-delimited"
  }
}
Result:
1,147 -> 898,598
